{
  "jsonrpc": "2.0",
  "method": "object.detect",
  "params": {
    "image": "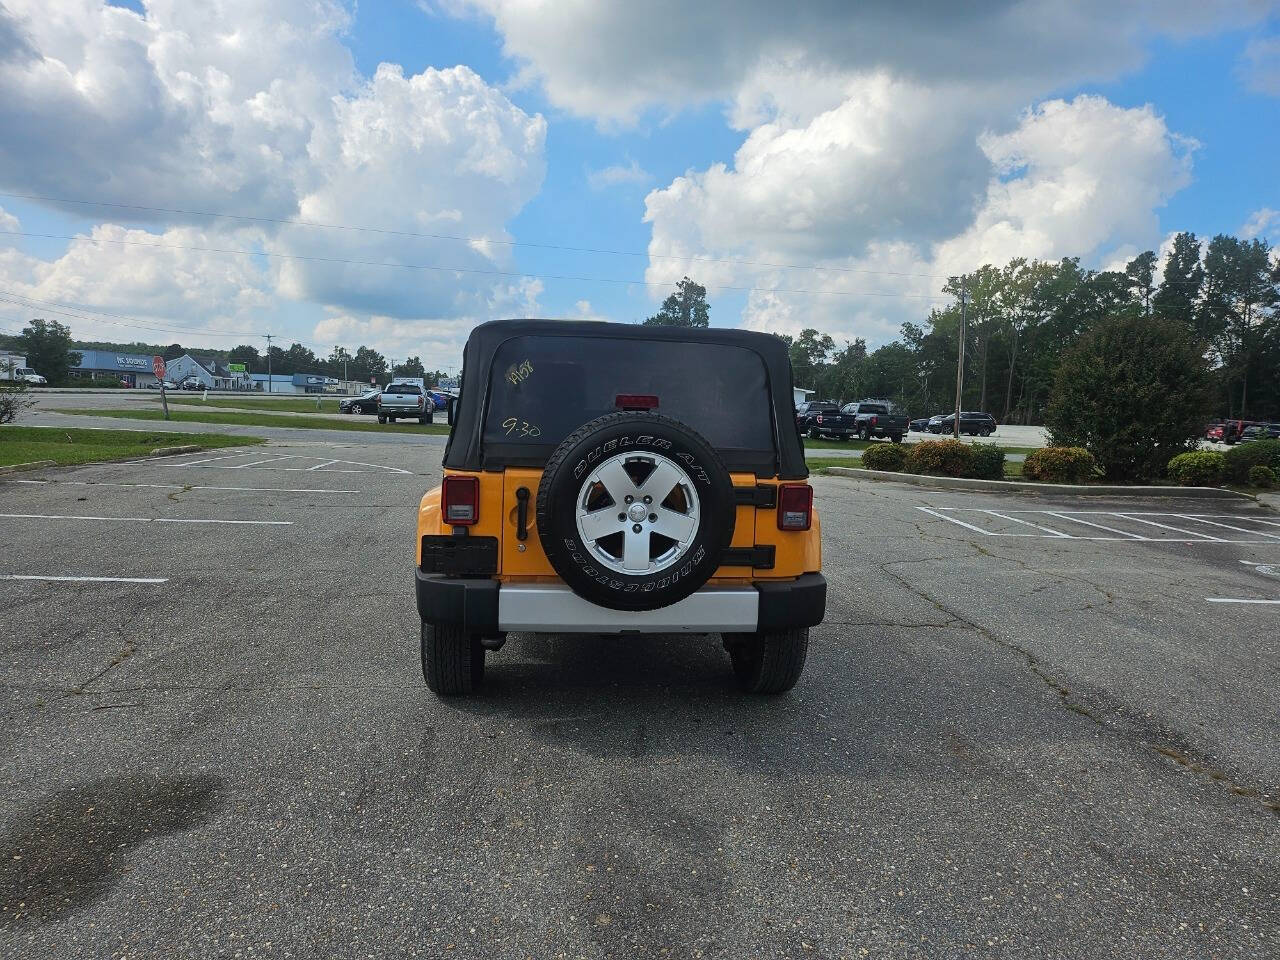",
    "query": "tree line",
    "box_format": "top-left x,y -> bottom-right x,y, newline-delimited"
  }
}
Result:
0,326 -> 448,387
780,232 -> 1279,422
